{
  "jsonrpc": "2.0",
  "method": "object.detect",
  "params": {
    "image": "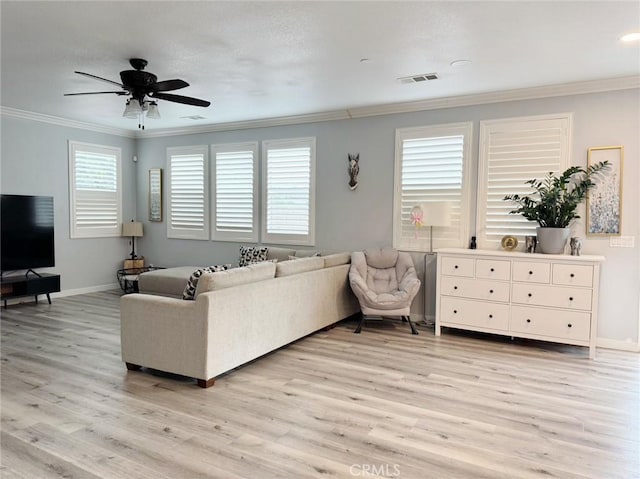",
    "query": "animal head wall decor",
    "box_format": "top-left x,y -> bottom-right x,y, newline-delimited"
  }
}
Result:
348,153 -> 360,190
